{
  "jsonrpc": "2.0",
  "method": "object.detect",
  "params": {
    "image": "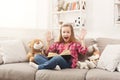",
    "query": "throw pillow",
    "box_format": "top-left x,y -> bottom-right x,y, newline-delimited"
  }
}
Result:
97,44 -> 120,72
0,40 -> 27,64
0,54 -> 3,64
117,62 -> 120,72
